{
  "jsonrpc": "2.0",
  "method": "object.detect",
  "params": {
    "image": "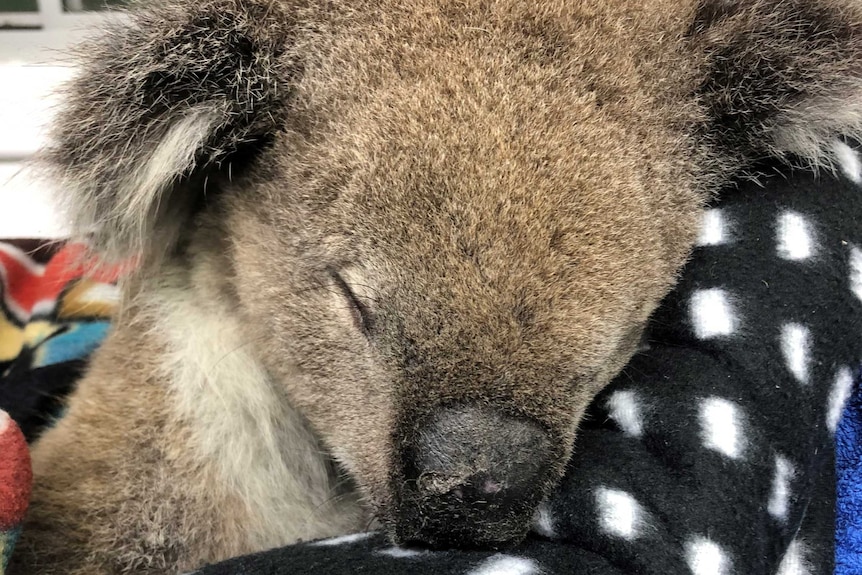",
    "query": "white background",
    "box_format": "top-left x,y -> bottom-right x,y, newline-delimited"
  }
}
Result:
0,5 -> 110,238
